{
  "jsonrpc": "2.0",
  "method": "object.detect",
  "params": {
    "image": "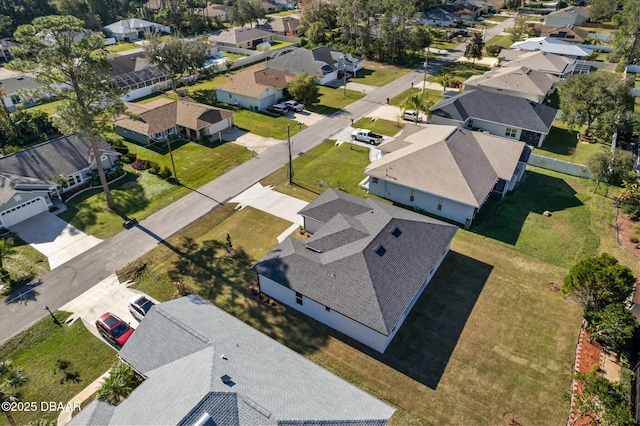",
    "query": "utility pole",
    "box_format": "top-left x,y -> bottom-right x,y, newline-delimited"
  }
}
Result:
166,137 -> 178,182
423,47 -> 429,91
343,62 -> 347,97
285,124 -> 293,184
